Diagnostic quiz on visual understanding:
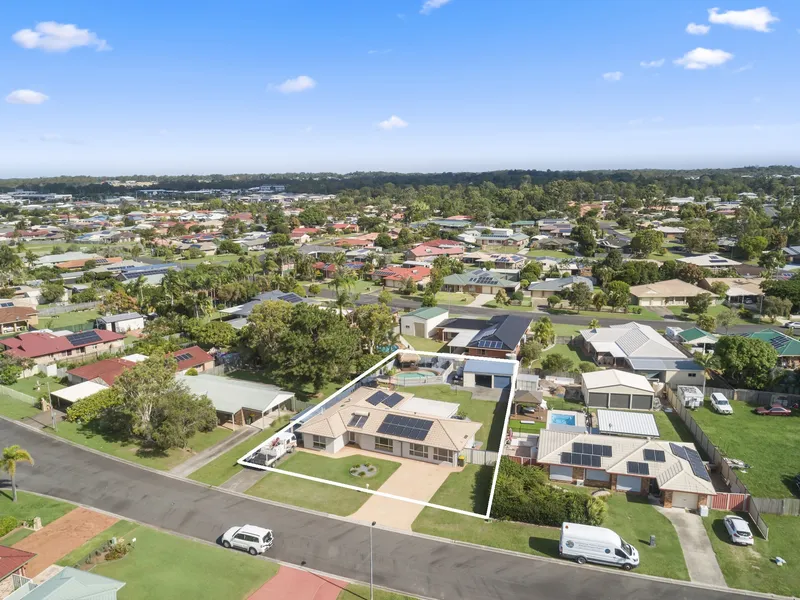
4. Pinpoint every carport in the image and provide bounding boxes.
[462,359,514,389]
[581,369,655,411]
